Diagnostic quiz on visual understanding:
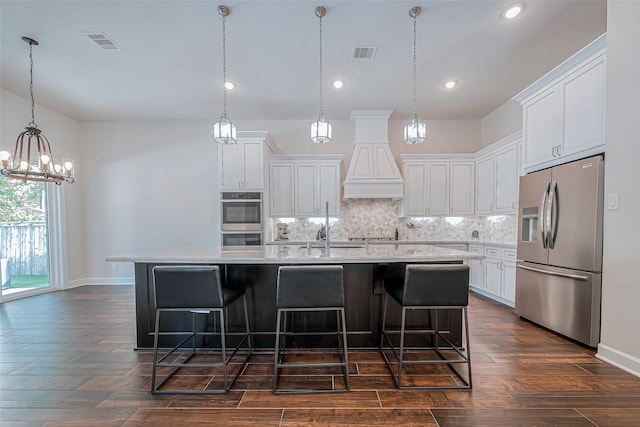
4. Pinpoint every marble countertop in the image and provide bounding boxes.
[106,244,485,265]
